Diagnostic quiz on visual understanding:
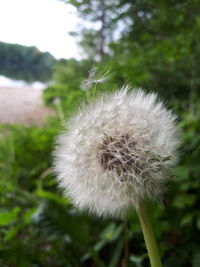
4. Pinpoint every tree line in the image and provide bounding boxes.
[0,42,56,82]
